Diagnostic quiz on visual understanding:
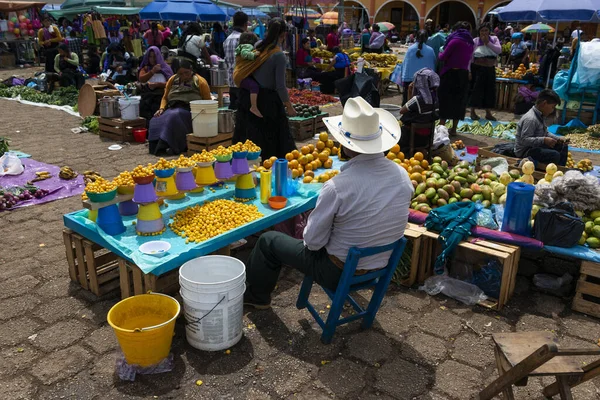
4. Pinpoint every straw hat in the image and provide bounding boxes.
[323,97,400,154]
